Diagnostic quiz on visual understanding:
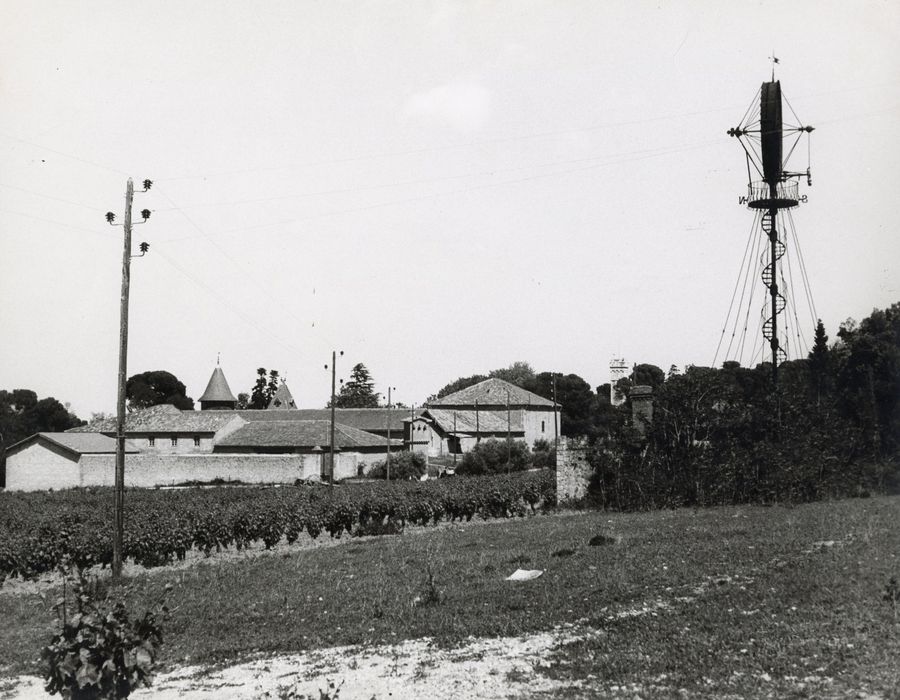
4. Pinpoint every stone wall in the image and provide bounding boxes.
[78,452,361,488]
[555,436,592,502]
